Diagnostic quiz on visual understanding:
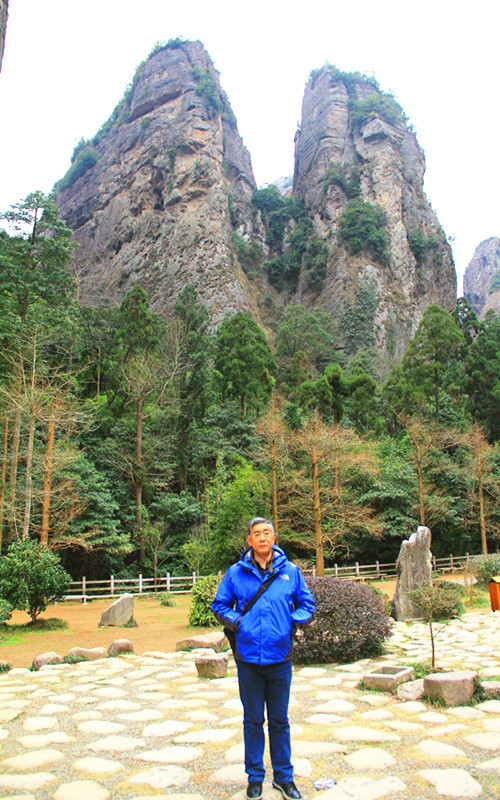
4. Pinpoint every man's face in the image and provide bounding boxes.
[247,522,276,561]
